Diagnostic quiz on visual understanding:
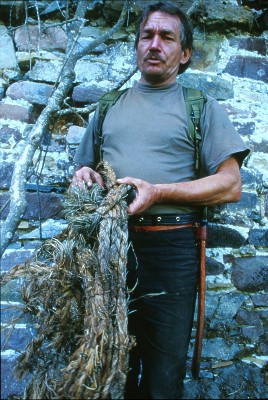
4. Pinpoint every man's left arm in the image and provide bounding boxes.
[117,156,241,215]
